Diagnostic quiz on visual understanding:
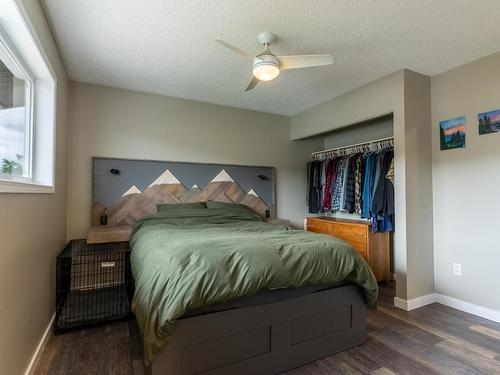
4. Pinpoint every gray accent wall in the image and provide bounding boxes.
[93,158,275,207]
